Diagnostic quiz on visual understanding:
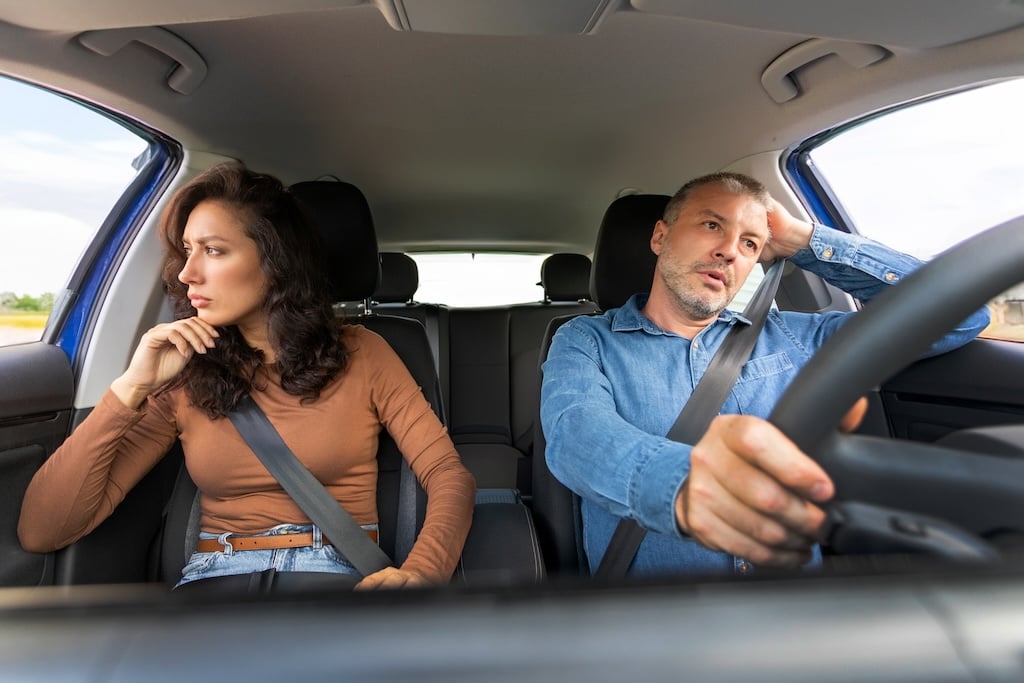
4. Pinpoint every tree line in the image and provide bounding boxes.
[0,292,55,313]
